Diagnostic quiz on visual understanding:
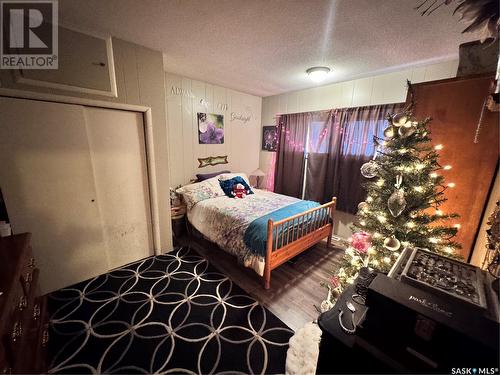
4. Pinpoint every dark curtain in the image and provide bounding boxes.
[274,113,309,198]
[304,110,340,202]
[305,103,405,213]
